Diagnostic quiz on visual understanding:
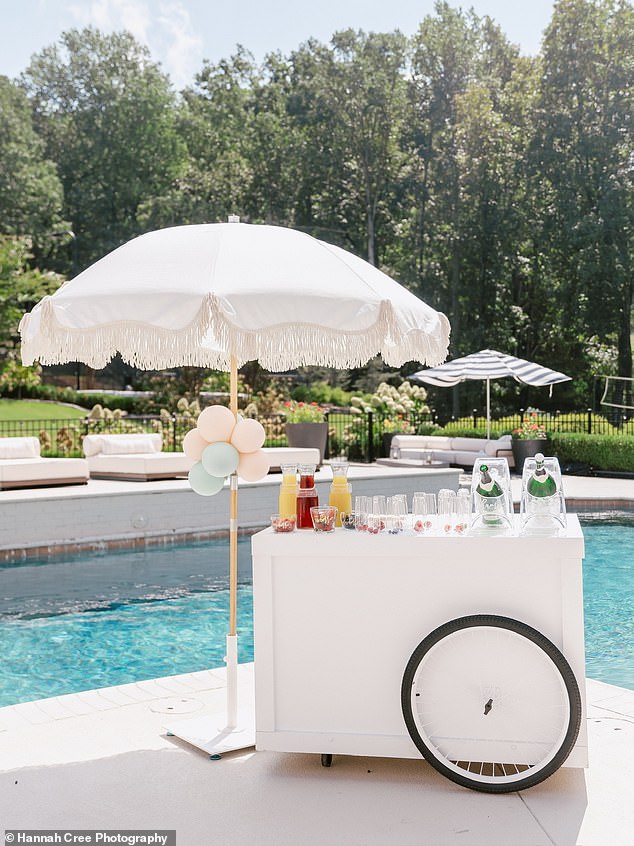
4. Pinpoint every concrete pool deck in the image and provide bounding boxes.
[1,468,633,843]
[0,665,633,845]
